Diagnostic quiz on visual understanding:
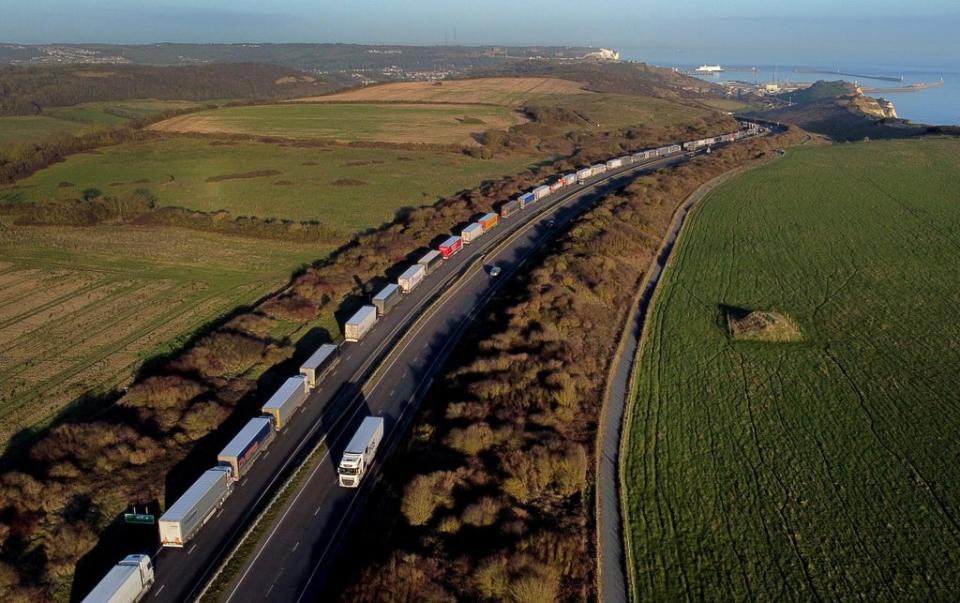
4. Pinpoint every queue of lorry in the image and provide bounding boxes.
[83,122,766,603]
